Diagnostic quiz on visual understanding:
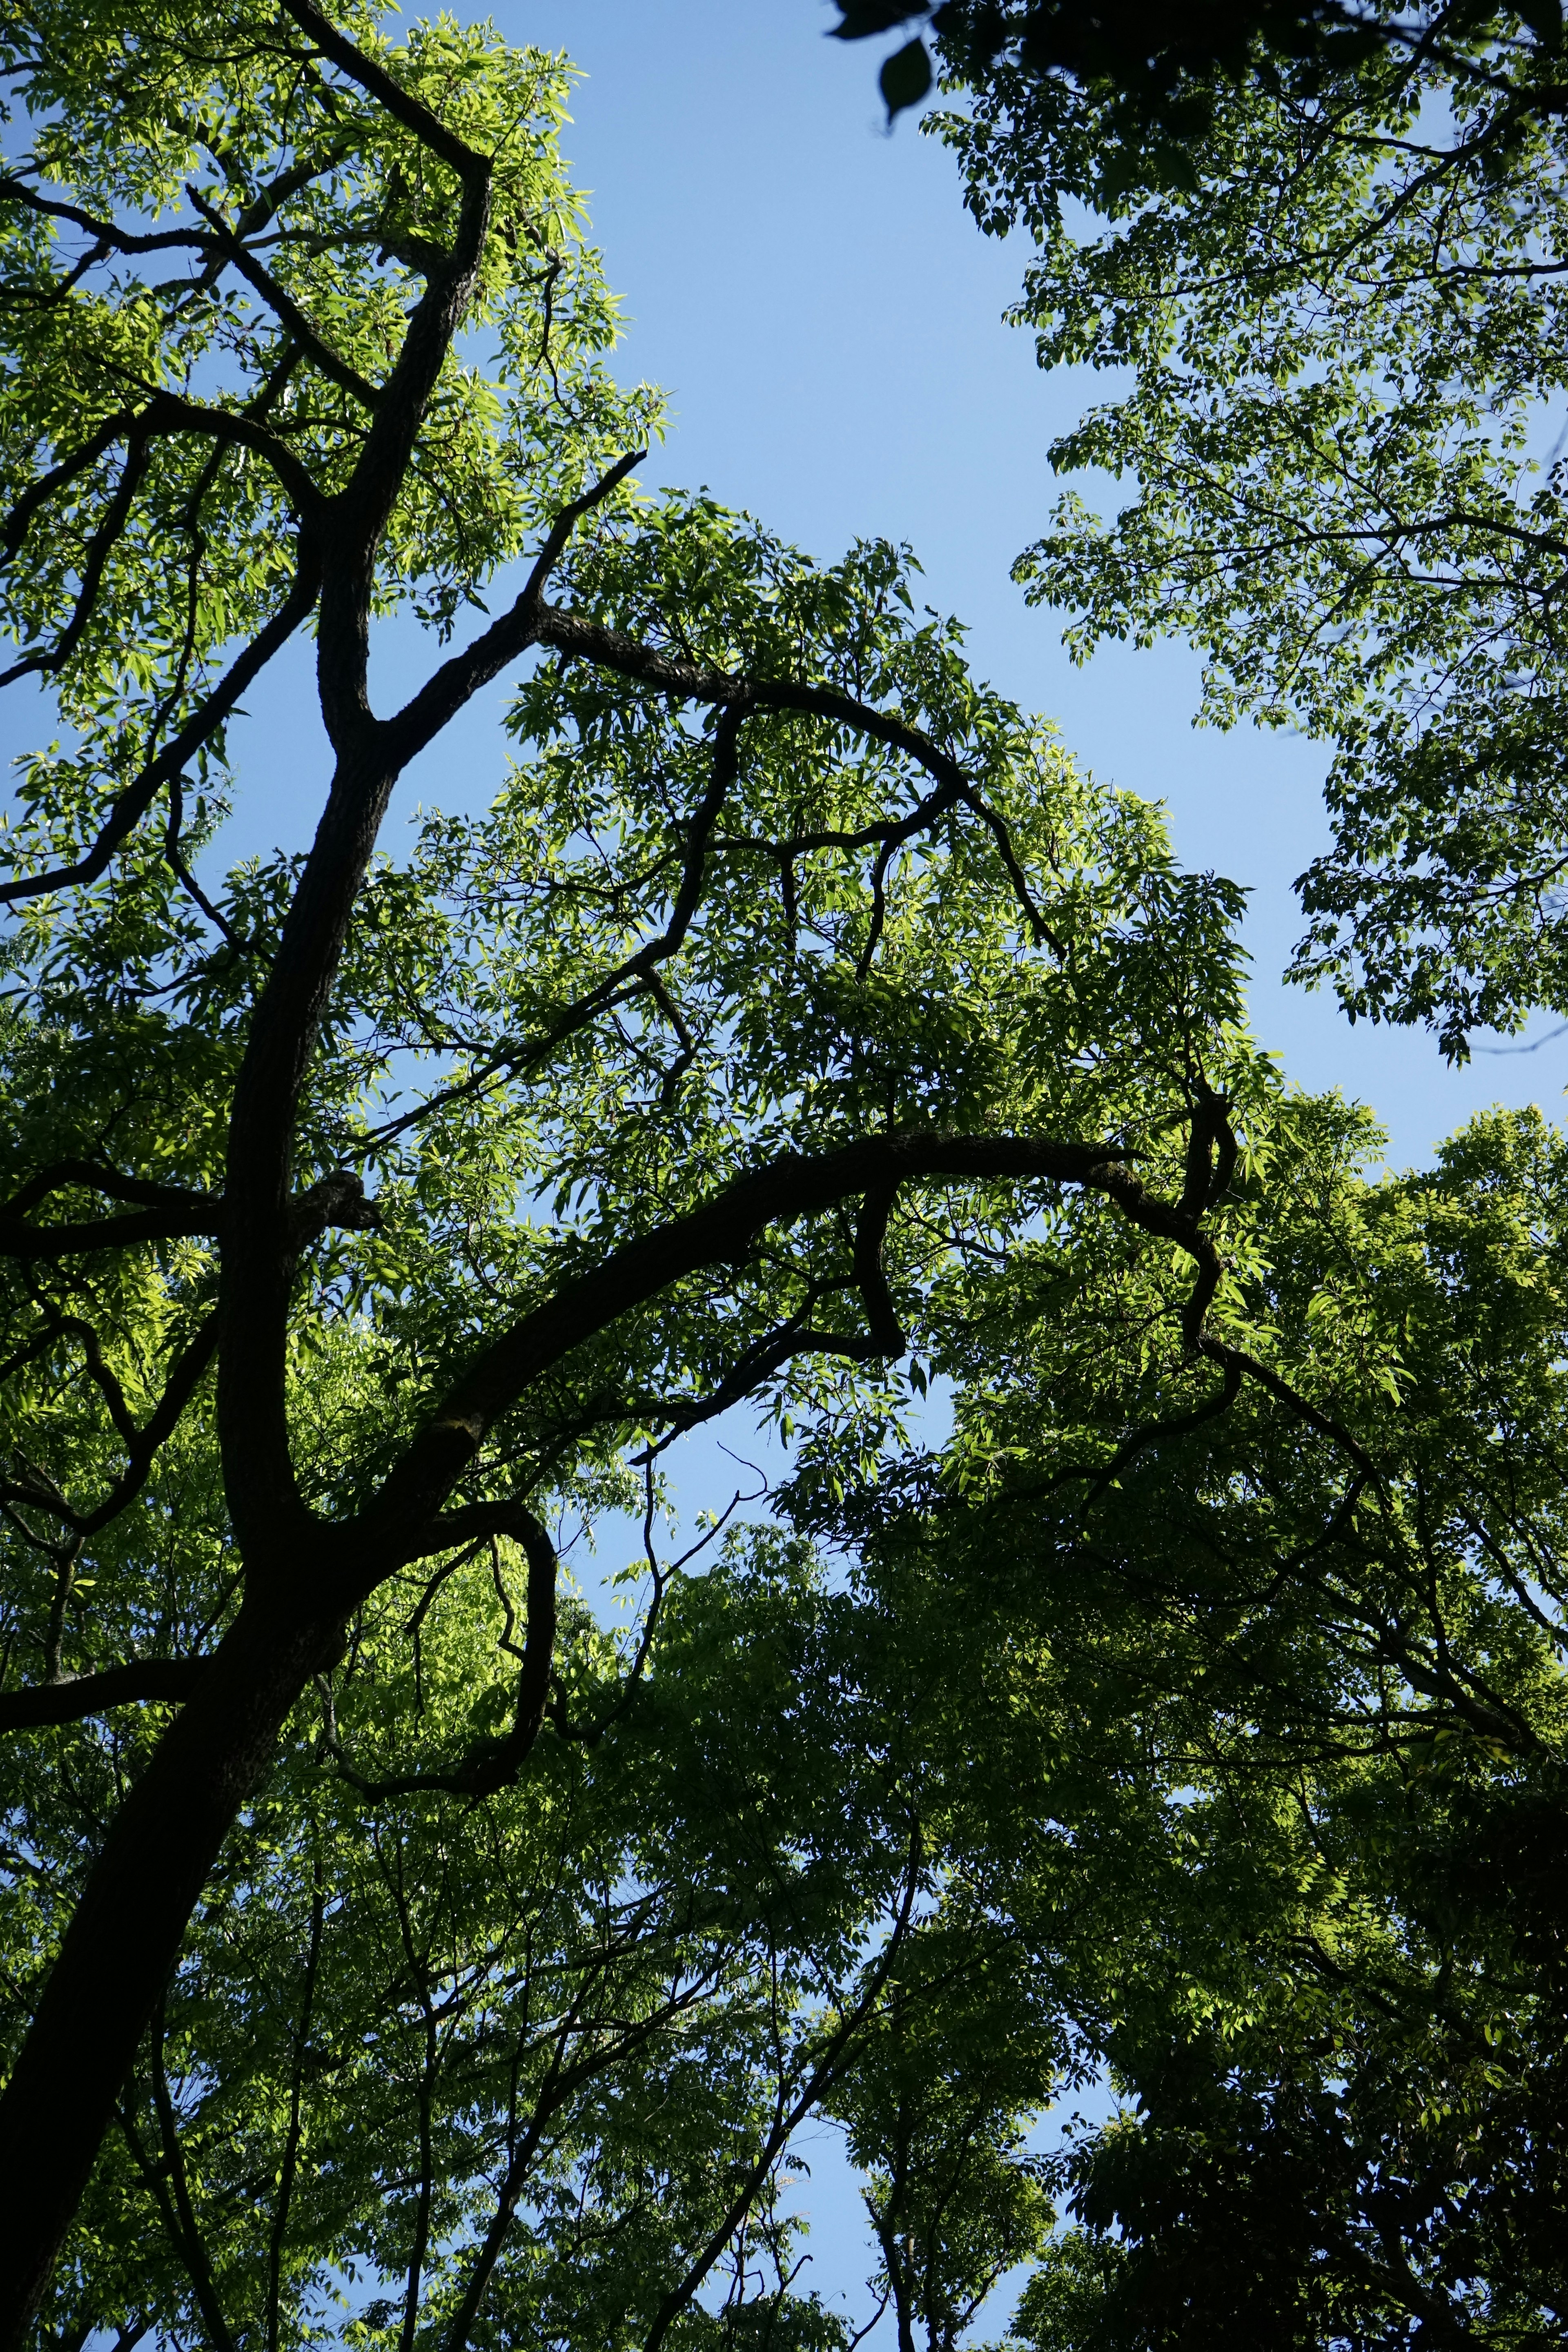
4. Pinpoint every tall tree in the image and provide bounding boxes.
[22,1074,1568,2342]
[0,1,1297,2331]
[828,3,1568,2333]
